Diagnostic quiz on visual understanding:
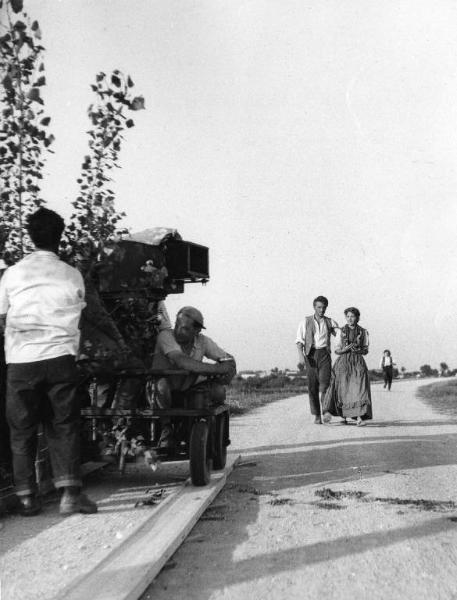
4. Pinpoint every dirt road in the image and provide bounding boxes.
[144,379,457,600]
